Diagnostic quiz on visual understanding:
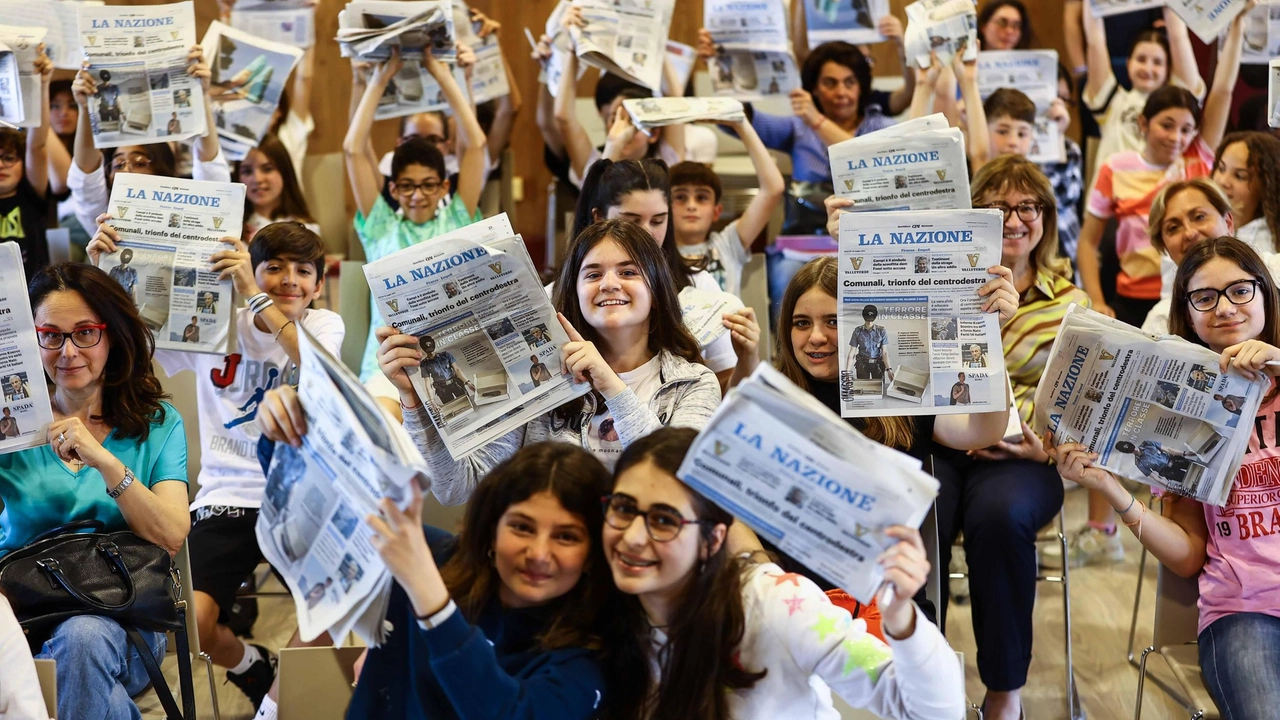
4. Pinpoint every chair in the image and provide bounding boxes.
[740,253,772,364]
[337,260,372,376]
[34,658,56,719]
[174,541,223,720]
[277,646,366,720]
[1125,494,1189,705]
[1134,565,1220,720]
